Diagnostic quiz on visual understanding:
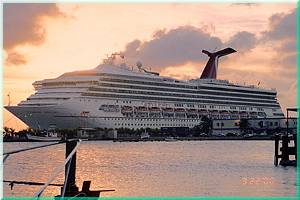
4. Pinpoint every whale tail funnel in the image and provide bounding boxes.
[200,47,236,79]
